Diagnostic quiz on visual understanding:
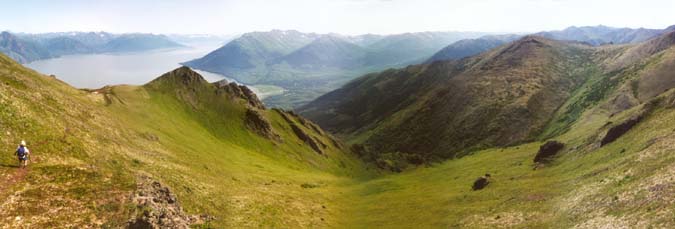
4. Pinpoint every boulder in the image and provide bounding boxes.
[128,176,213,228]
[533,141,565,163]
[472,174,491,191]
